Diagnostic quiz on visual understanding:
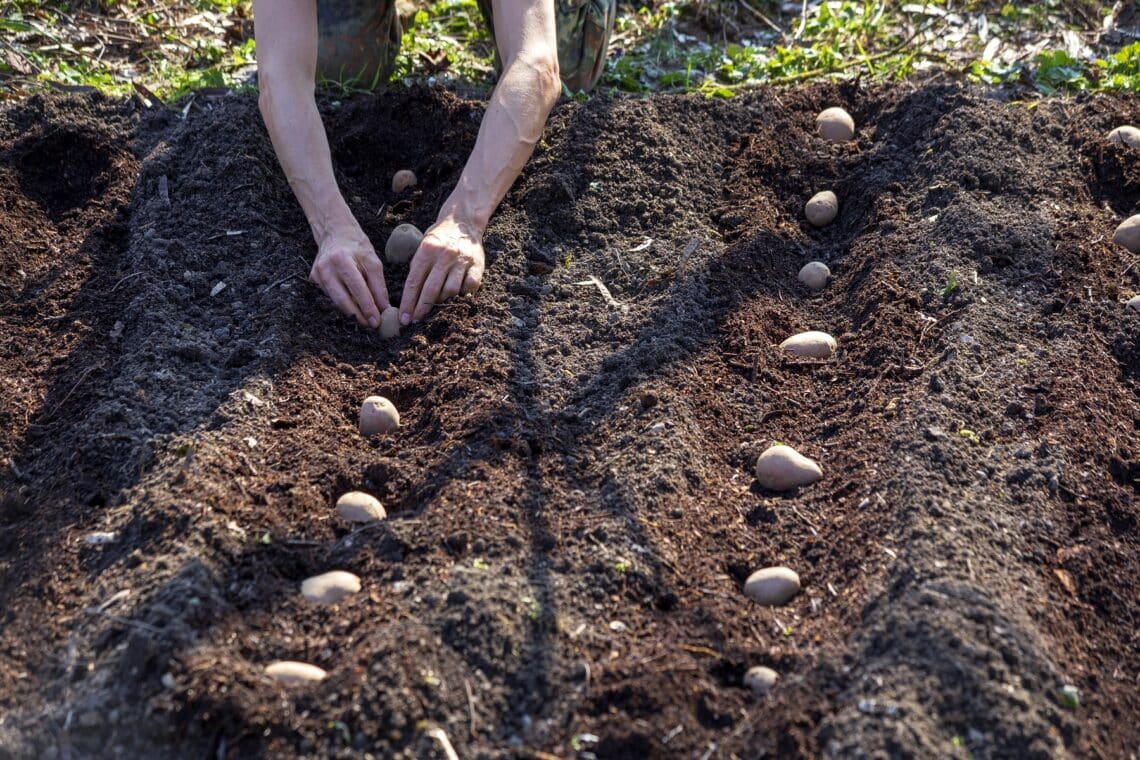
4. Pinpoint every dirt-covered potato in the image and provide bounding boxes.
[1128,295,1140,312]
[264,661,327,684]
[754,444,823,490]
[798,261,831,290]
[385,223,423,265]
[1108,125,1140,148]
[780,331,837,358]
[359,396,400,436]
[816,107,855,142]
[1113,214,1140,253]
[301,571,361,604]
[392,169,417,193]
[380,306,401,338]
[743,566,801,606]
[805,191,838,227]
[335,491,387,523]
[743,666,778,696]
